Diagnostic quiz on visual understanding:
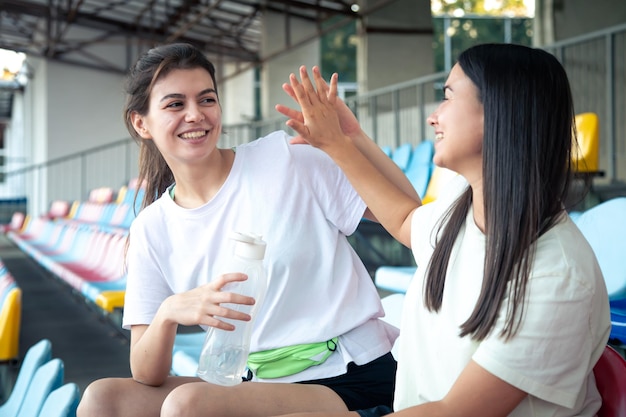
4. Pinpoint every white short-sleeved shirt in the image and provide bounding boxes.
[123,131,398,382]
[394,176,611,416]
